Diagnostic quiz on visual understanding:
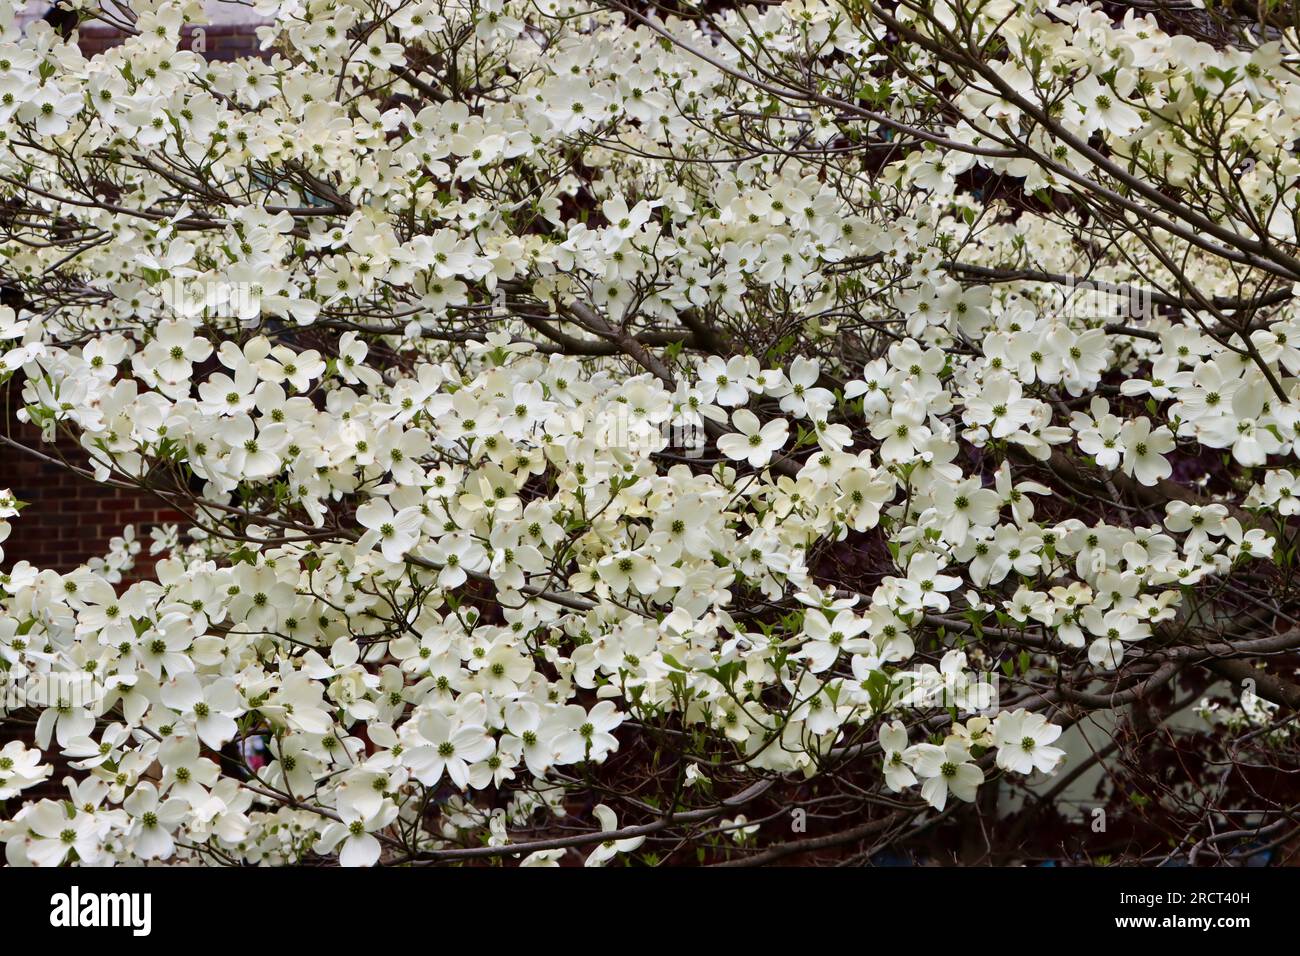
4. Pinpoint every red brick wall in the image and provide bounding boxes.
[3,415,186,579]
[76,23,269,61]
